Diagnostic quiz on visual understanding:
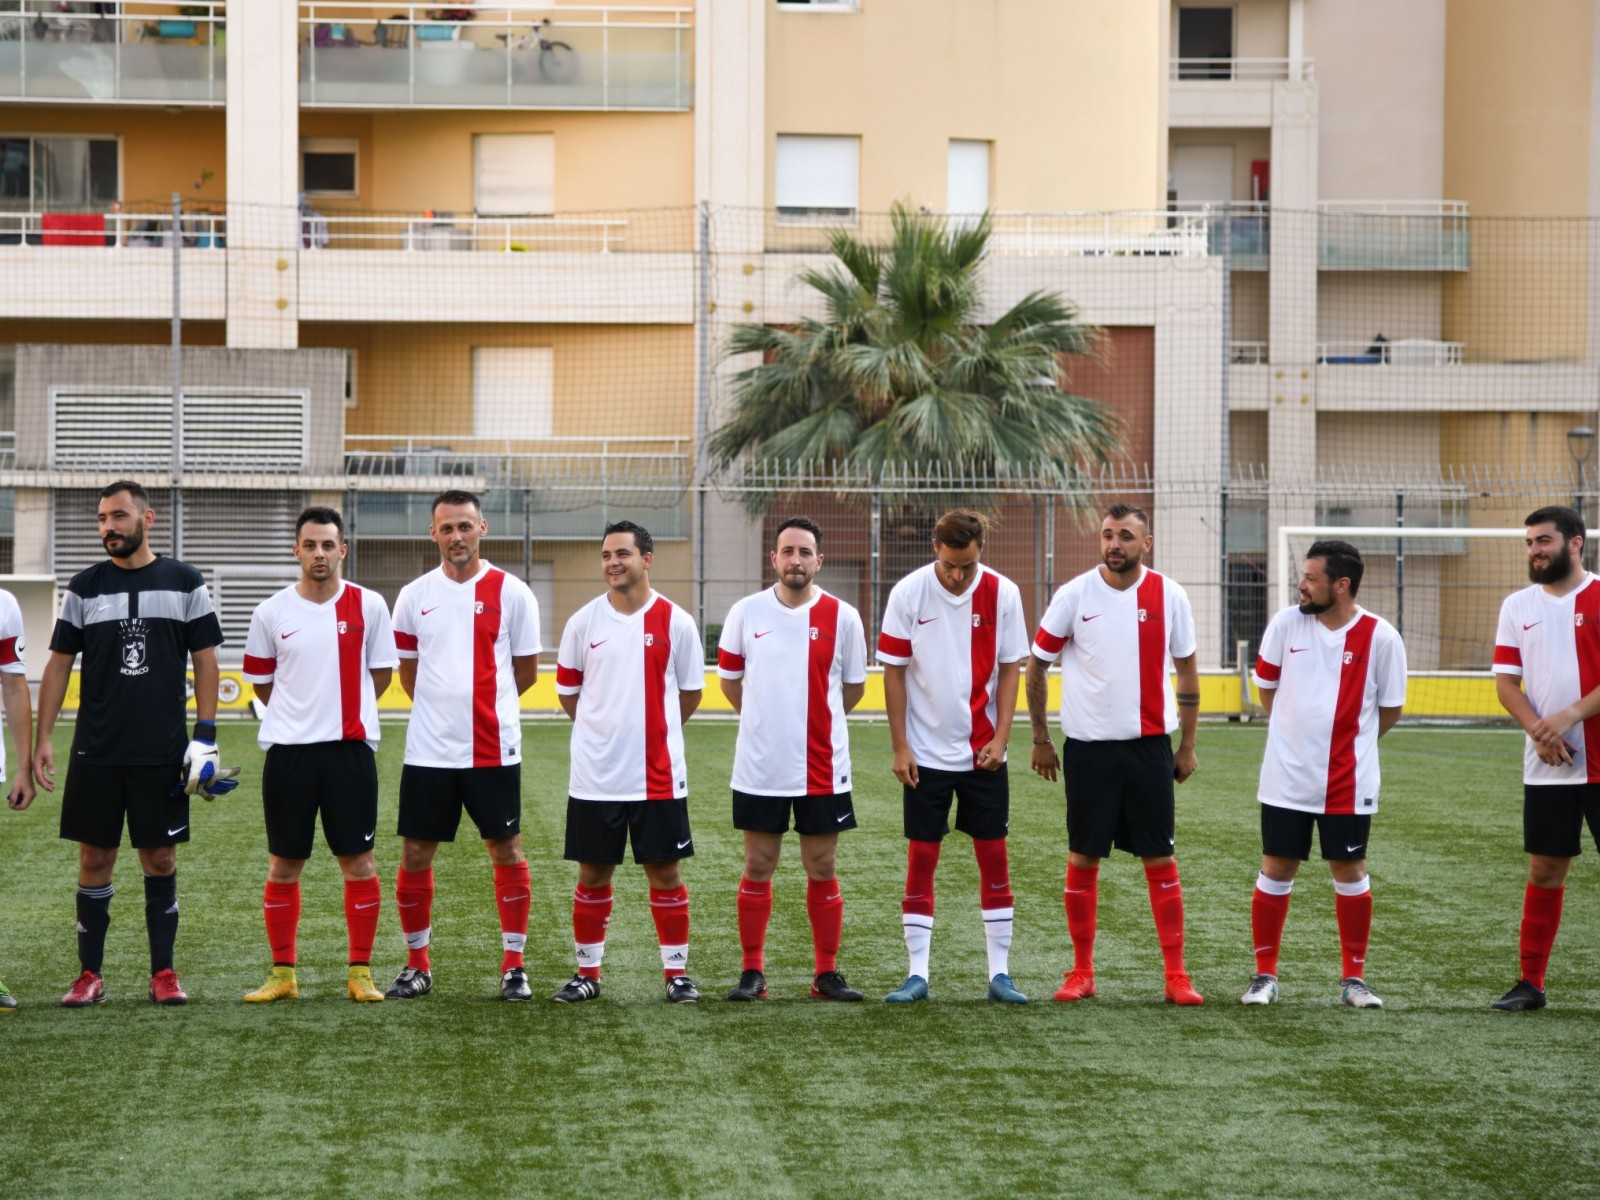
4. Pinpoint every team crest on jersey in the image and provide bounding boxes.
[1137,608,1148,622]
[474,601,484,614]
[1344,650,1354,665]
[1578,613,1586,627]
[337,620,349,635]
[644,633,655,646]
[810,627,820,640]
[972,614,983,628]
[119,618,150,677]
